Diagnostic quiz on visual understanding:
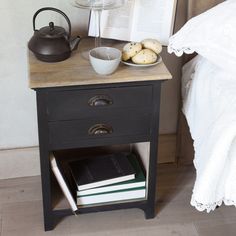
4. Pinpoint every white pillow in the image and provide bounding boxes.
[168,0,236,74]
